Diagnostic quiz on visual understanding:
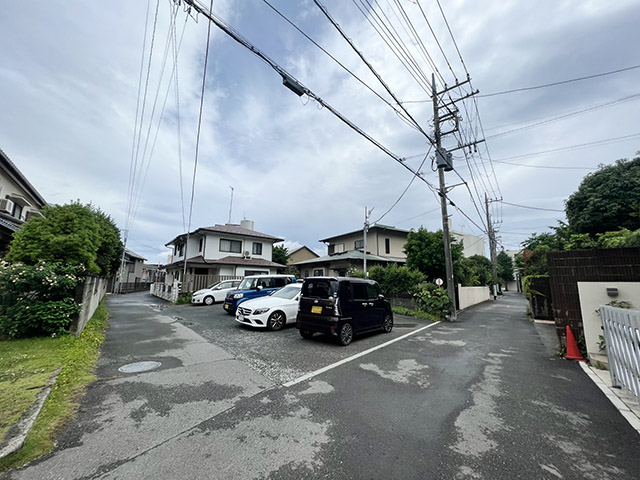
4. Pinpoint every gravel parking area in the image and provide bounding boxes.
[165,302,431,385]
